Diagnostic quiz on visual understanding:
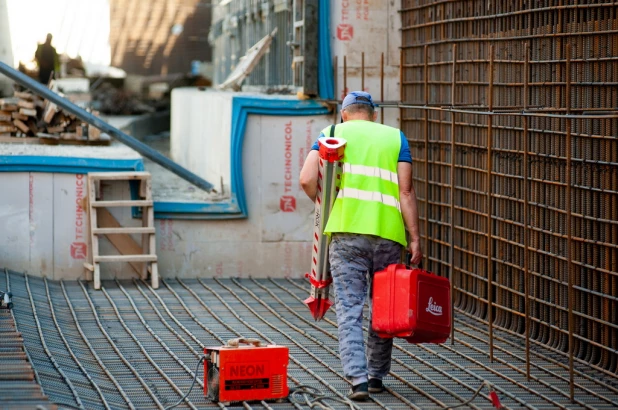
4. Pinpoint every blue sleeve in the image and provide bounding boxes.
[398,131,412,163]
[311,132,325,150]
